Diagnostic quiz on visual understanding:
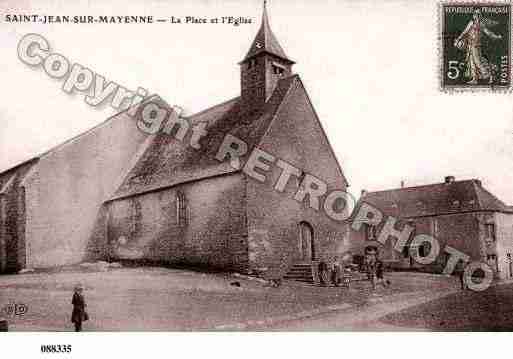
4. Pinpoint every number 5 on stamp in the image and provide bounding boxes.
[440,2,512,91]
